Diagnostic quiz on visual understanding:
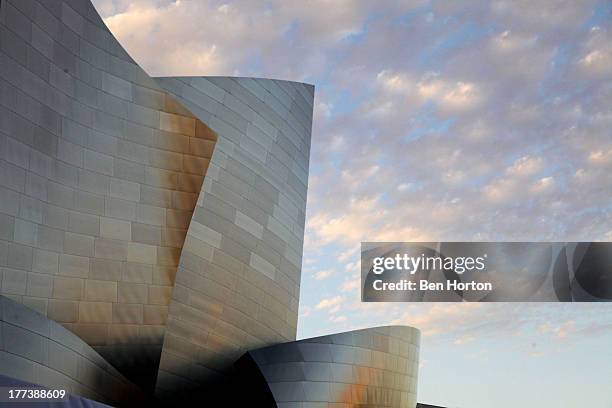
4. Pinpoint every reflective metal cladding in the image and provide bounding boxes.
[242,326,420,407]
[0,295,147,405]
[0,0,221,391]
[153,76,314,399]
